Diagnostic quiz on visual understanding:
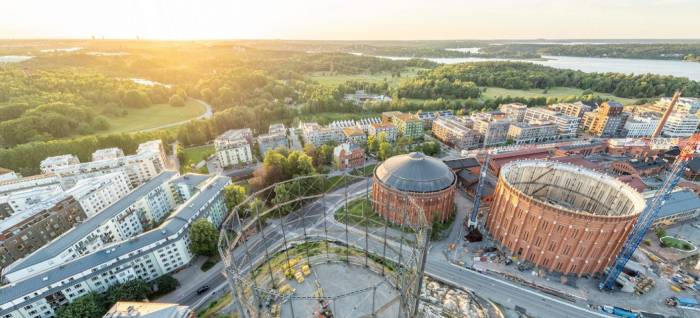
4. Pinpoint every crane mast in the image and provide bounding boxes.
[600,134,700,290]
